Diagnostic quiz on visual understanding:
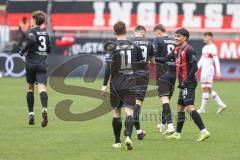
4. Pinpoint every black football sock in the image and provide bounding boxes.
[40,91,48,109]
[125,115,134,138]
[190,110,205,130]
[133,104,141,131]
[27,92,34,113]
[112,117,122,143]
[176,112,185,133]
[161,109,167,125]
[162,103,173,124]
